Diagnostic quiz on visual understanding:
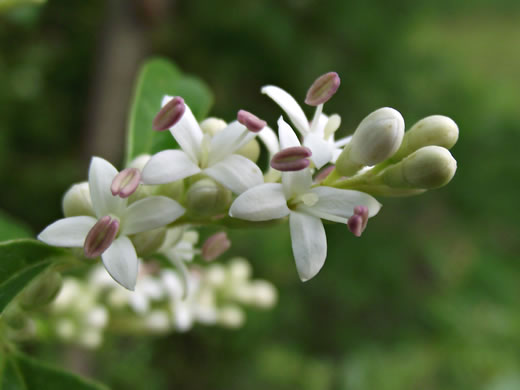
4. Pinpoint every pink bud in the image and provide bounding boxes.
[347,205,369,237]
[305,72,341,106]
[237,109,266,133]
[152,96,185,131]
[111,168,141,198]
[270,146,312,172]
[202,232,231,261]
[84,216,119,258]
